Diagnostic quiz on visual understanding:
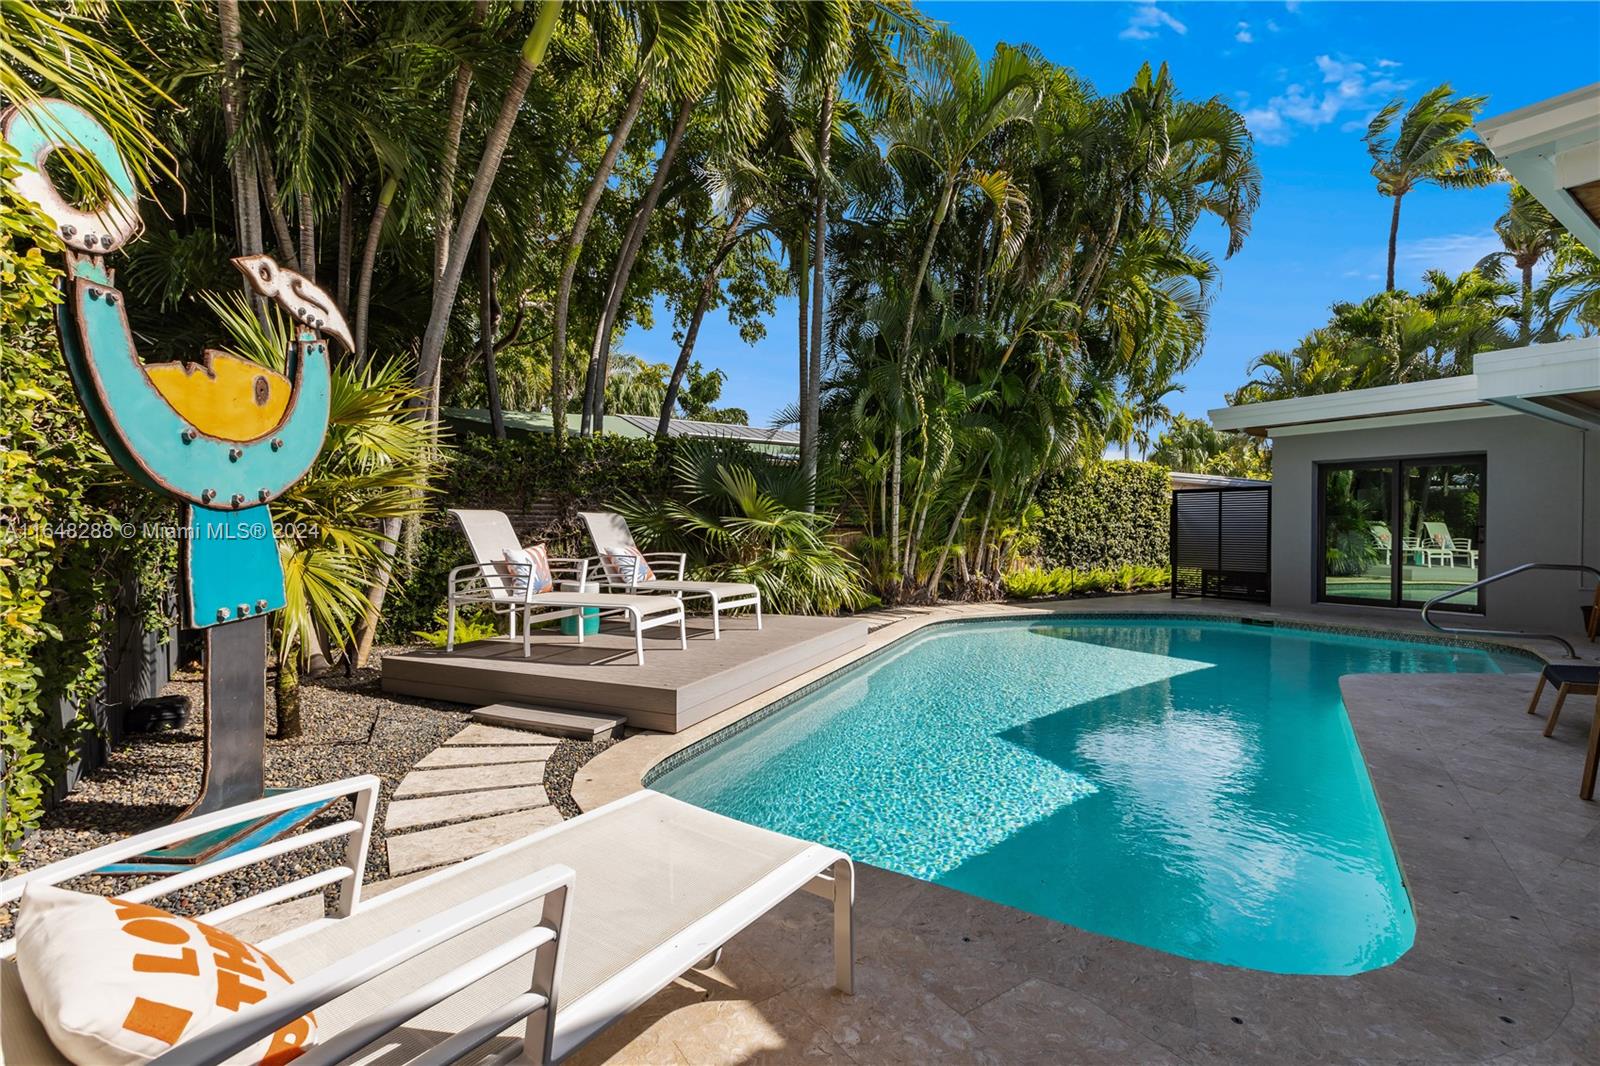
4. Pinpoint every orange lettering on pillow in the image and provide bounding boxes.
[133,947,201,975]
[112,900,173,922]
[215,969,269,1012]
[261,1014,315,1066]
[122,996,193,1046]
[122,916,191,945]
[205,929,265,982]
